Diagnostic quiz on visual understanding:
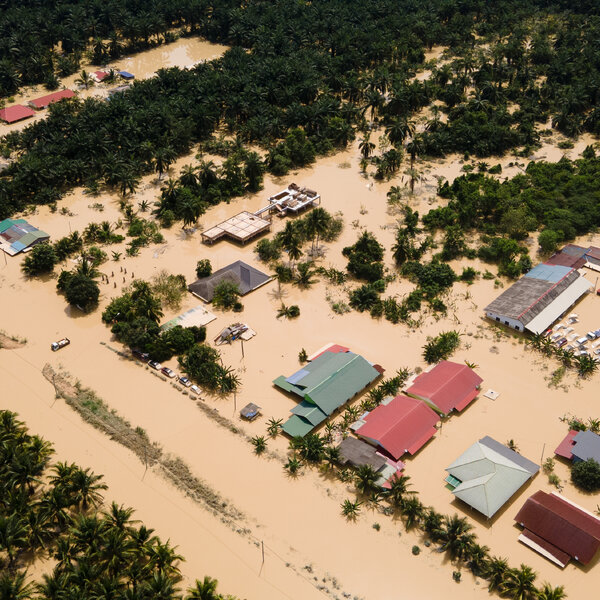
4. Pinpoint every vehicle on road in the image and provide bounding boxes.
[556,337,568,348]
[51,338,70,352]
